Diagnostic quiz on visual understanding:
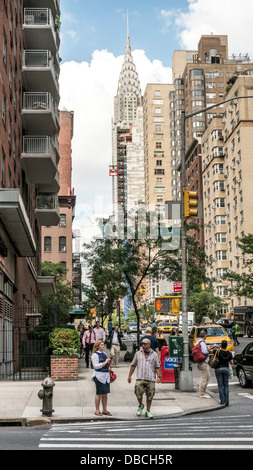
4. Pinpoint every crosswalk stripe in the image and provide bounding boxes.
[39,443,253,449]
